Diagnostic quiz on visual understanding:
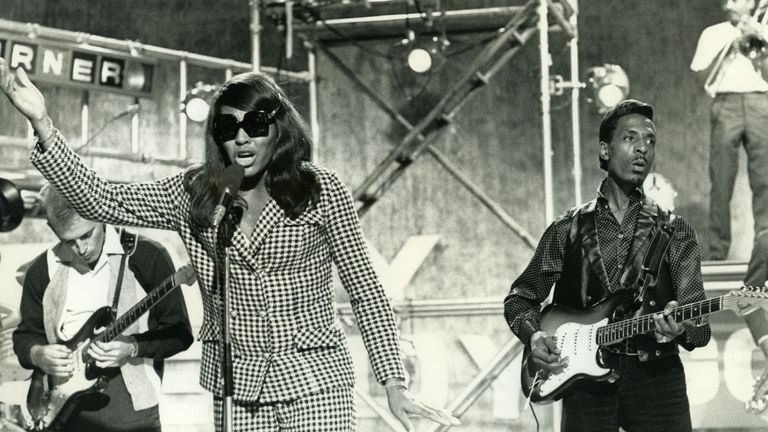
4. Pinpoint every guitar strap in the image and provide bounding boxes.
[635,209,676,304]
[111,229,138,314]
